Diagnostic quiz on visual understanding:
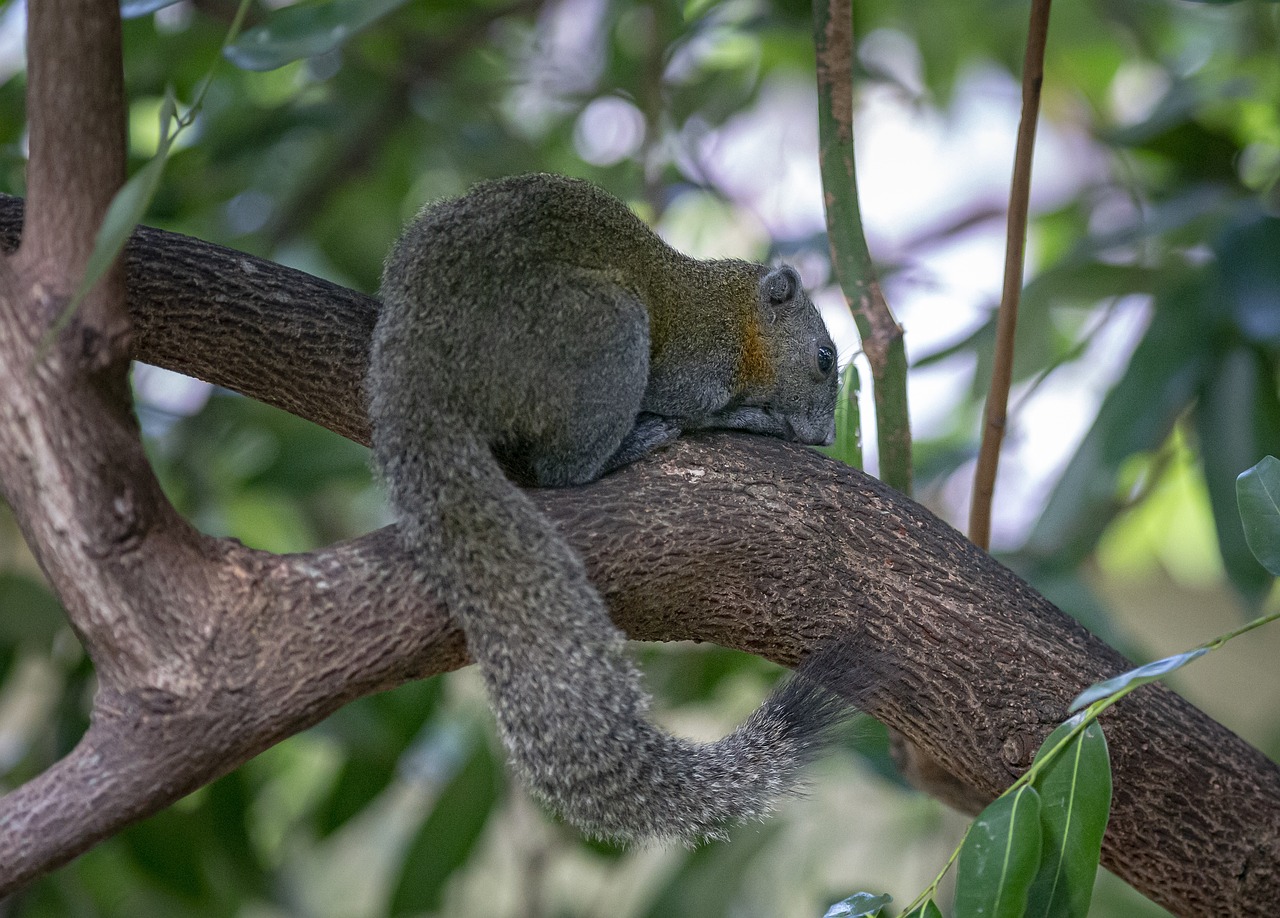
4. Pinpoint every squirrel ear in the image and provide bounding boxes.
[763,266,800,307]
